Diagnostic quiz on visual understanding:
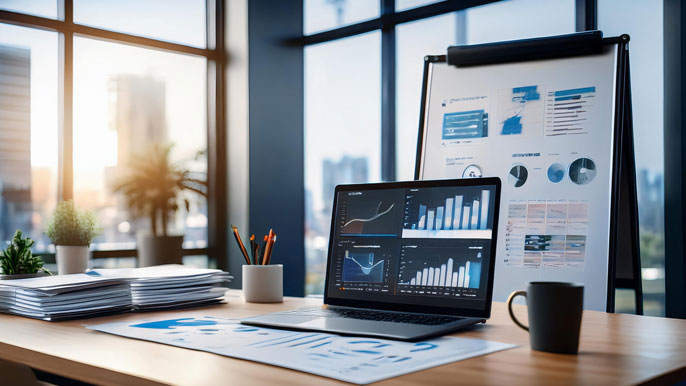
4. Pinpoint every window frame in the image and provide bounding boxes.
[0,0,227,269]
